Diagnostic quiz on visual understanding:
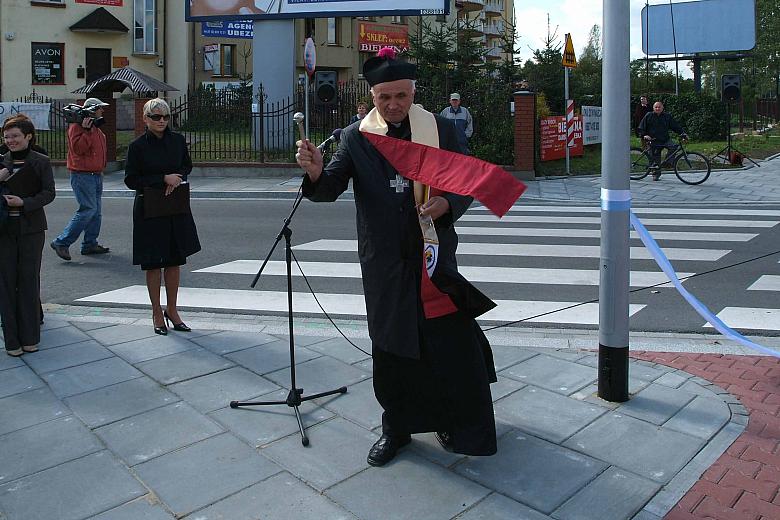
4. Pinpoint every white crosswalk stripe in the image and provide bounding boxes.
[293,239,729,261]
[79,204,779,329]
